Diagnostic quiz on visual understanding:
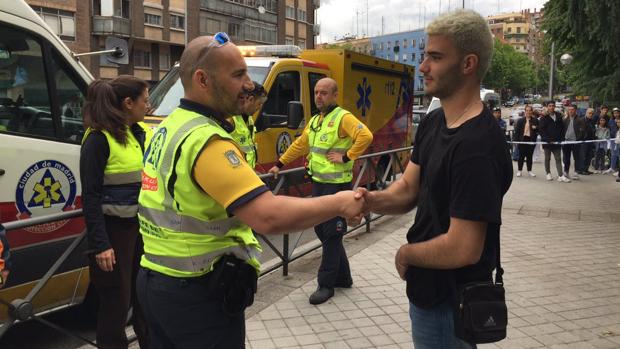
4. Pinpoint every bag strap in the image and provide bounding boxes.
[494,231,504,285]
